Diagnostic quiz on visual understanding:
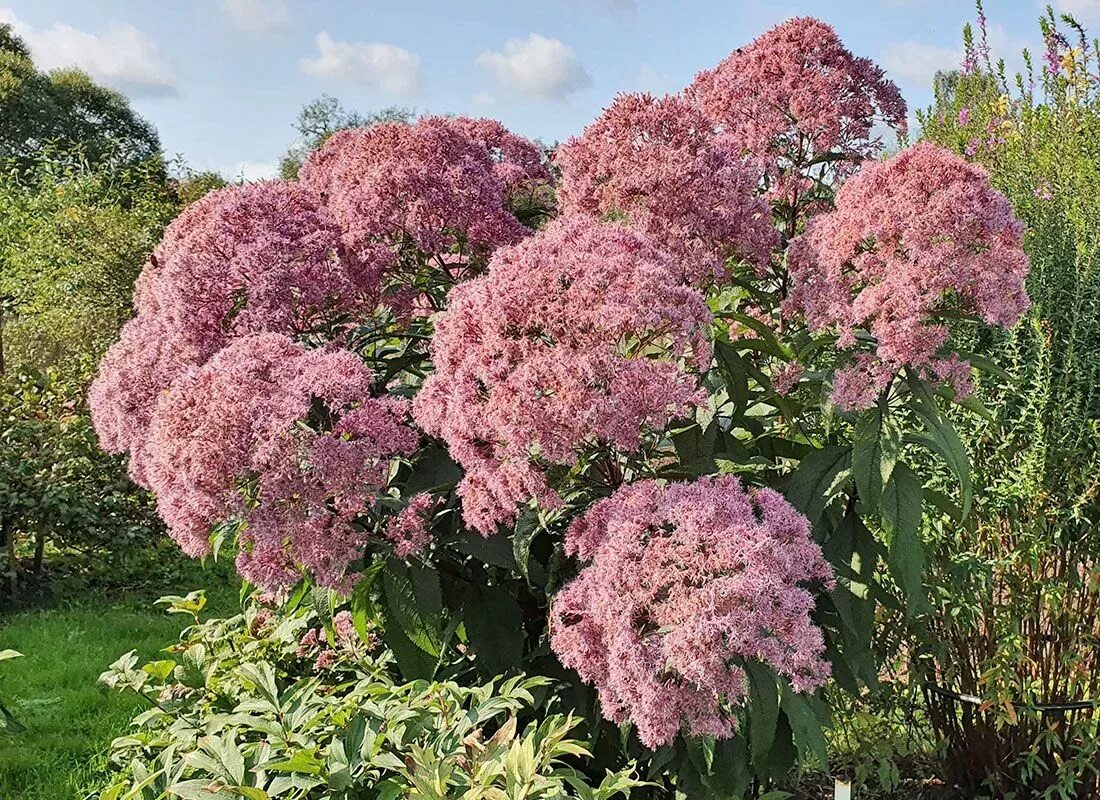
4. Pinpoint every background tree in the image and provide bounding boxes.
[277,94,415,179]
[0,23,161,174]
